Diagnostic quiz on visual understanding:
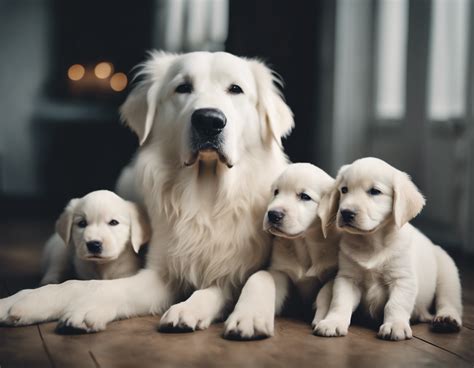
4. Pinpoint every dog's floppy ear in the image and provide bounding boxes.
[392,171,425,228]
[250,60,294,146]
[128,202,151,253]
[318,165,348,238]
[55,198,80,245]
[120,51,178,145]
[318,186,340,239]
